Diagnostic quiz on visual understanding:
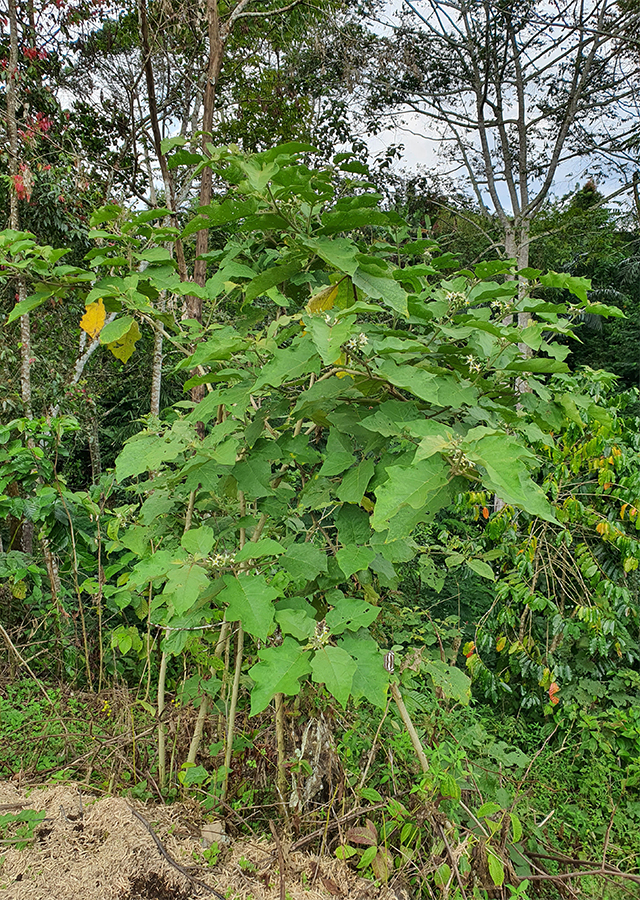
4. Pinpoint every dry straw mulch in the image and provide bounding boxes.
[0,781,389,900]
